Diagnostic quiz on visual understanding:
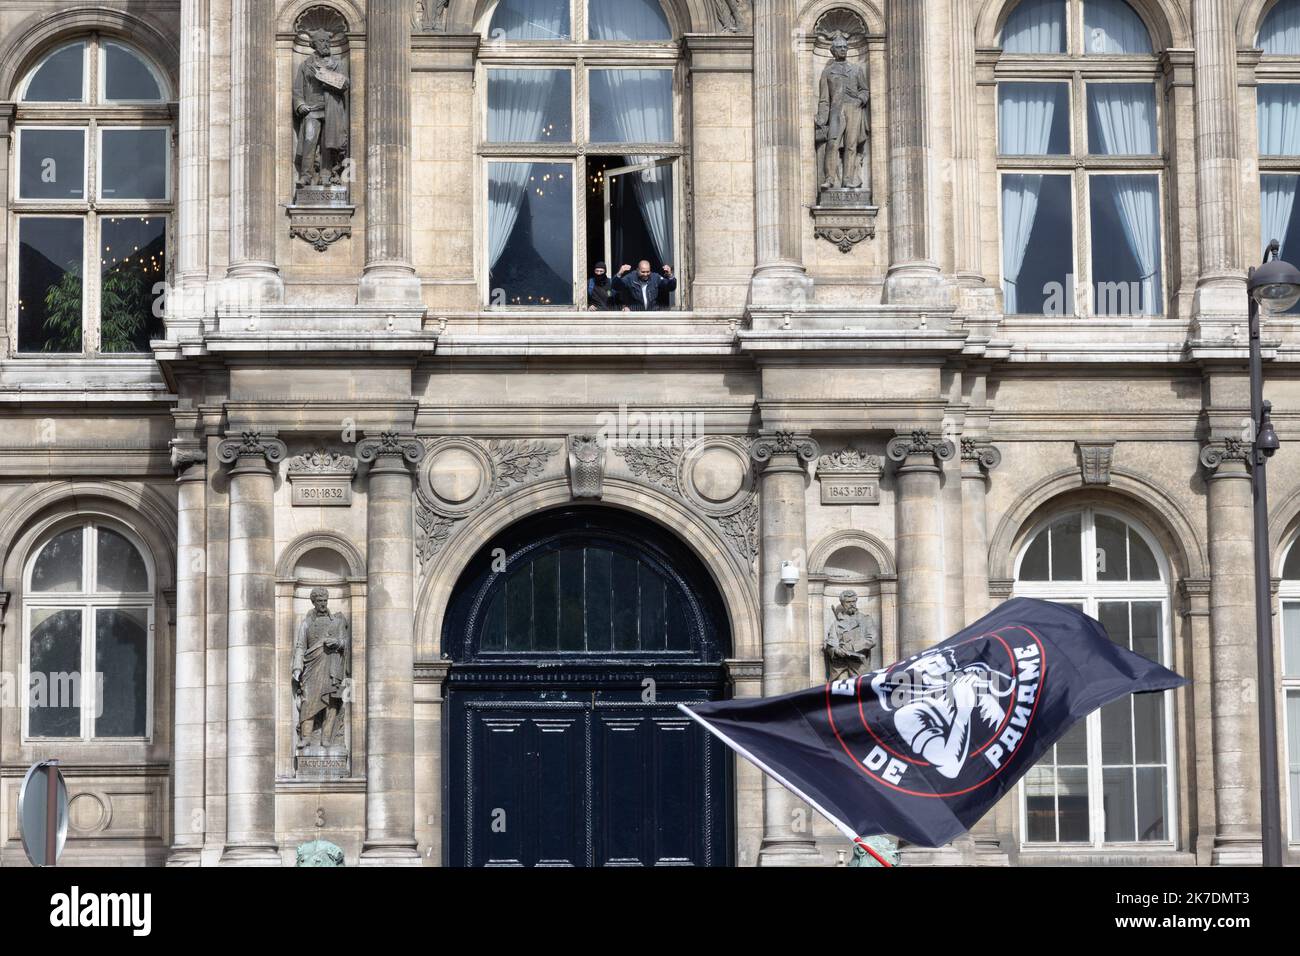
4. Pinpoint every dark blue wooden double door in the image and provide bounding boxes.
[449,677,730,866]
[442,508,733,867]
